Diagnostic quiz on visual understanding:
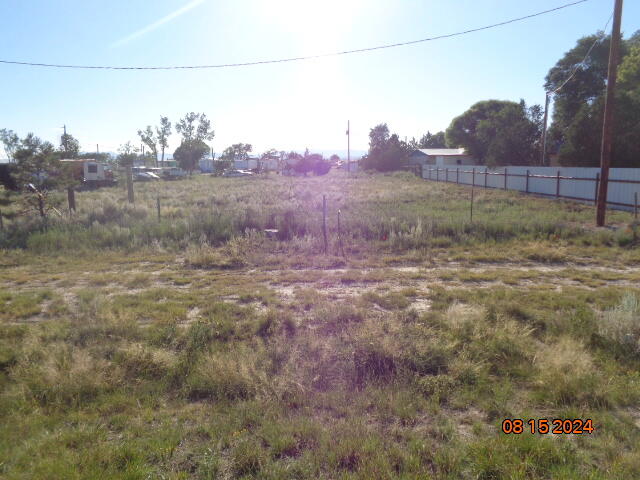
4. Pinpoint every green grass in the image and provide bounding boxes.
[0,170,636,256]
[1,171,639,478]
